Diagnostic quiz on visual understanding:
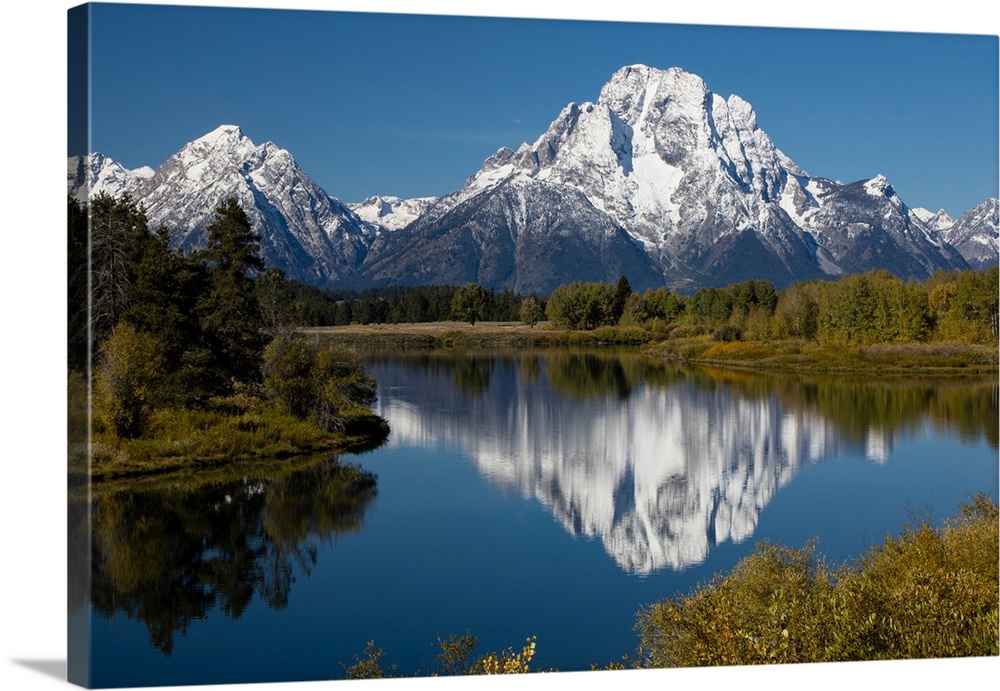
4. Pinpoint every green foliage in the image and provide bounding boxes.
[613,275,632,322]
[637,540,836,667]
[545,281,618,329]
[620,288,687,331]
[312,343,381,434]
[67,196,90,370]
[772,281,820,339]
[199,197,266,384]
[88,192,155,356]
[935,266,999,343]
[688,286,733,326]
[94,322,167,438]
[519,295,545,327]
[254,266,297,336]
[816,270,930,346]
[827,495,999,661]
[77,193,388,473]
[450,283,493,325]
[262,335,379,434]
[636,495,999,667]
[260,335,316,419]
